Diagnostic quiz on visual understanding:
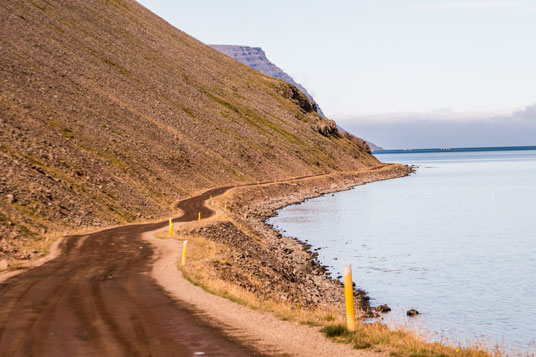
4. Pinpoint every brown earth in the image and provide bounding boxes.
[0,0,377,264]
[0,186,270,356]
